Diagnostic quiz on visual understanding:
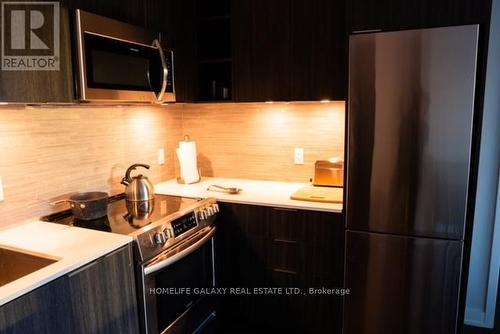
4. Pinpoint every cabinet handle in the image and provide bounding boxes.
[351,29,382,34]
[273,238,297,244]
[273,268,297,275]
[272,207,298,212]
